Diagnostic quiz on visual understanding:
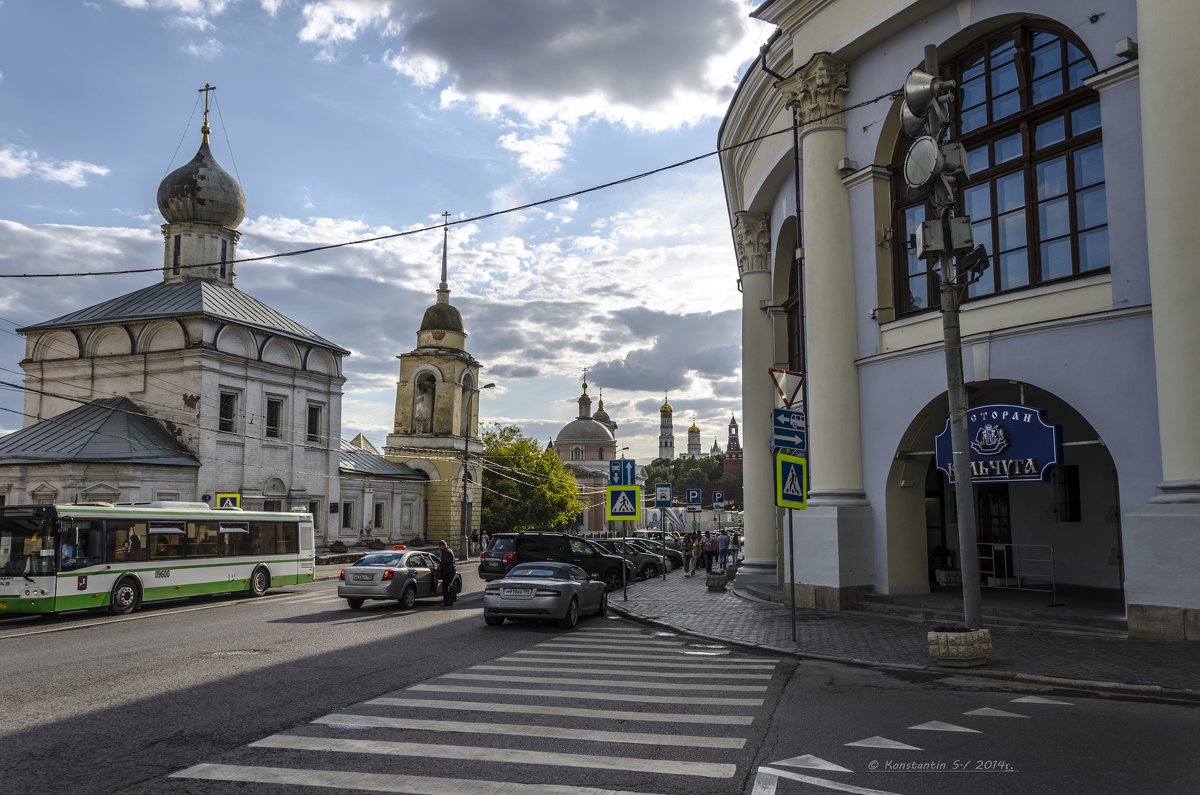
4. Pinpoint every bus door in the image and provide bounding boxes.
[0,506,58,613]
